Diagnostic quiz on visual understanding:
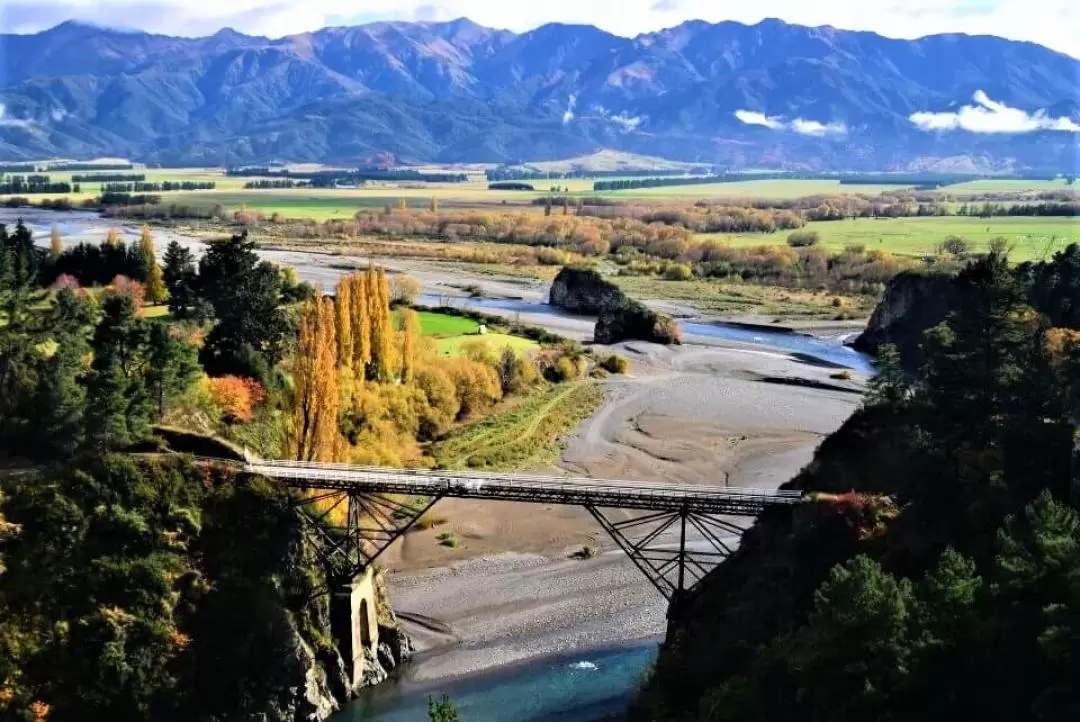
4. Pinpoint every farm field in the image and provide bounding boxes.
[709,216,1080,262]
[942,179,1073,192]
[597,179,916,199]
